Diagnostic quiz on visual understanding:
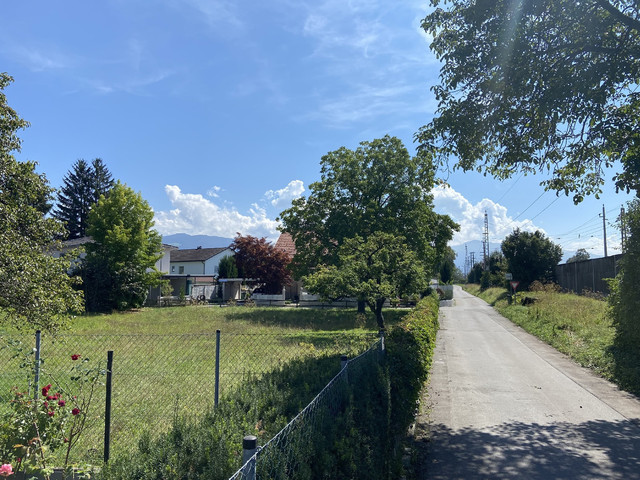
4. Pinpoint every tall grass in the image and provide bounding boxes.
[1,305,407,465]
